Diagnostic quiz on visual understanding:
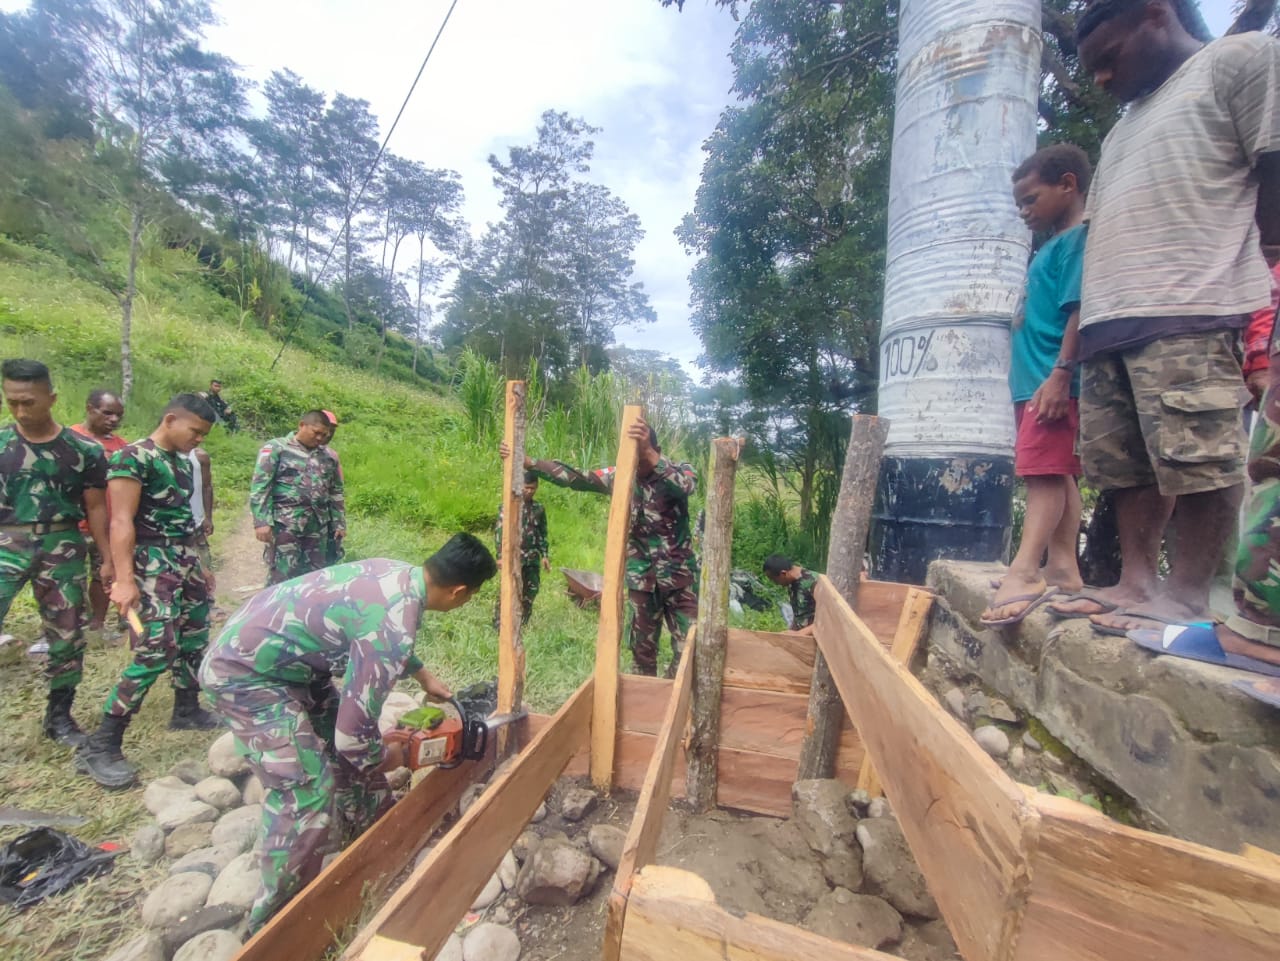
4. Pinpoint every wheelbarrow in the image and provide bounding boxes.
[561,567,604,609]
